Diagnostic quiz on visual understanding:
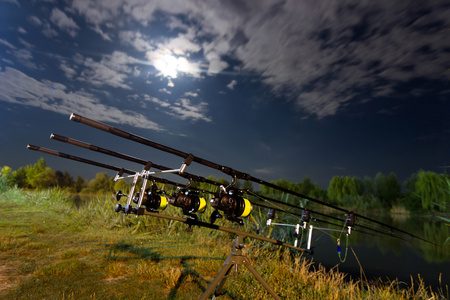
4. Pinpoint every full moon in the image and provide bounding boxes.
[153,53,189,78]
